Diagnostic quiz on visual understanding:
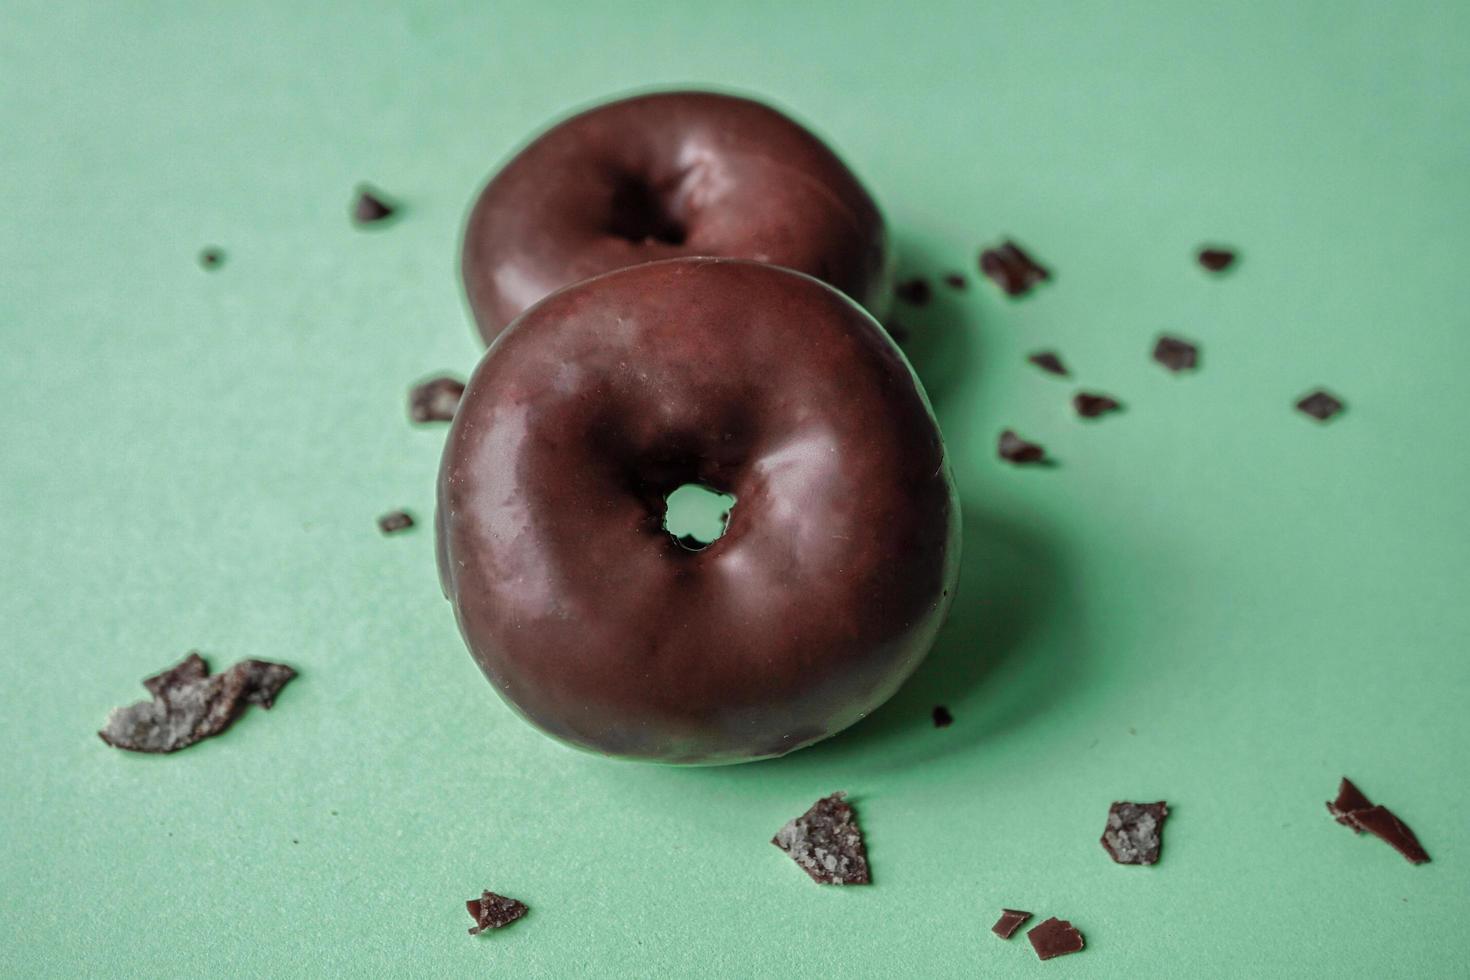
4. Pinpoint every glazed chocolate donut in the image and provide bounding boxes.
[437,259,959,764]
[461,91,890,344]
